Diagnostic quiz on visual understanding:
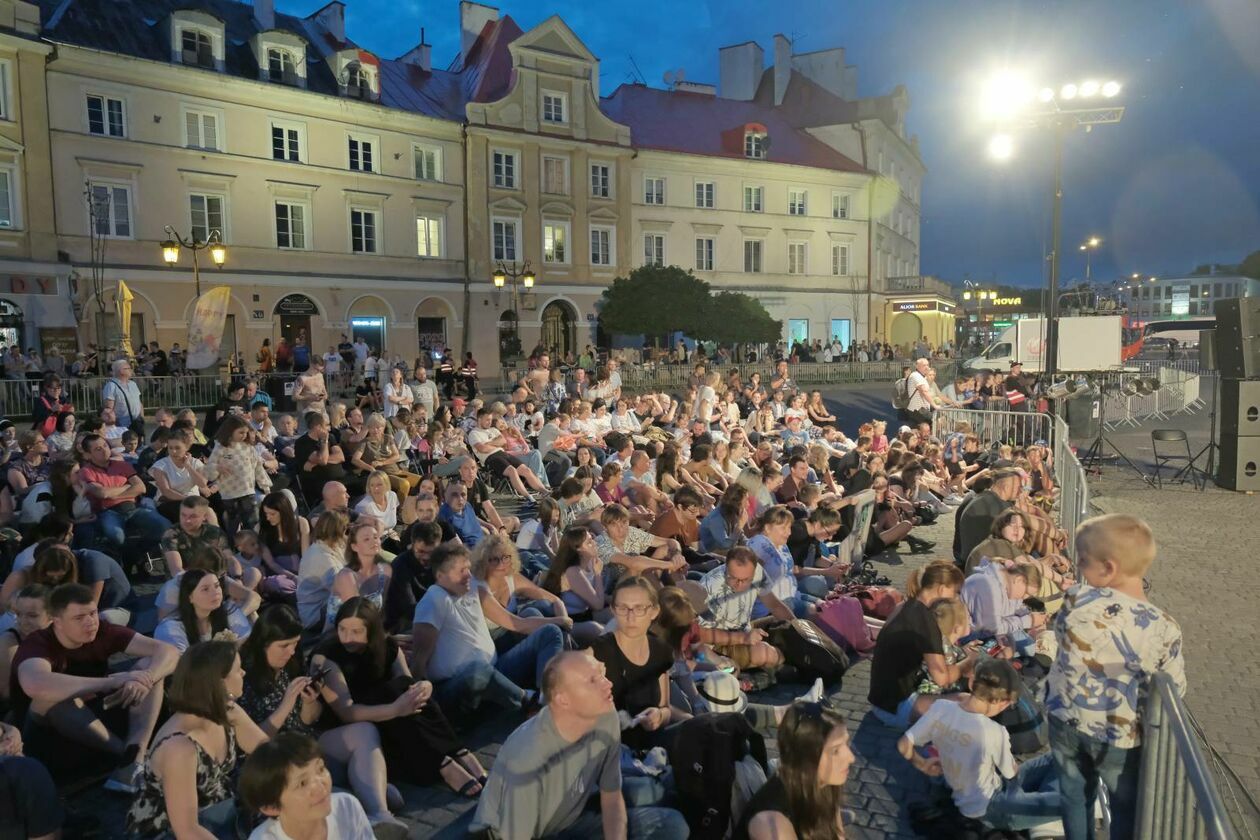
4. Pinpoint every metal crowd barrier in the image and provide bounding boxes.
[1135,673,1238,839]
[1100,366,1204,430]
[932,406,1090,560]
[603,359,959,393]
[0,374,228,420]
